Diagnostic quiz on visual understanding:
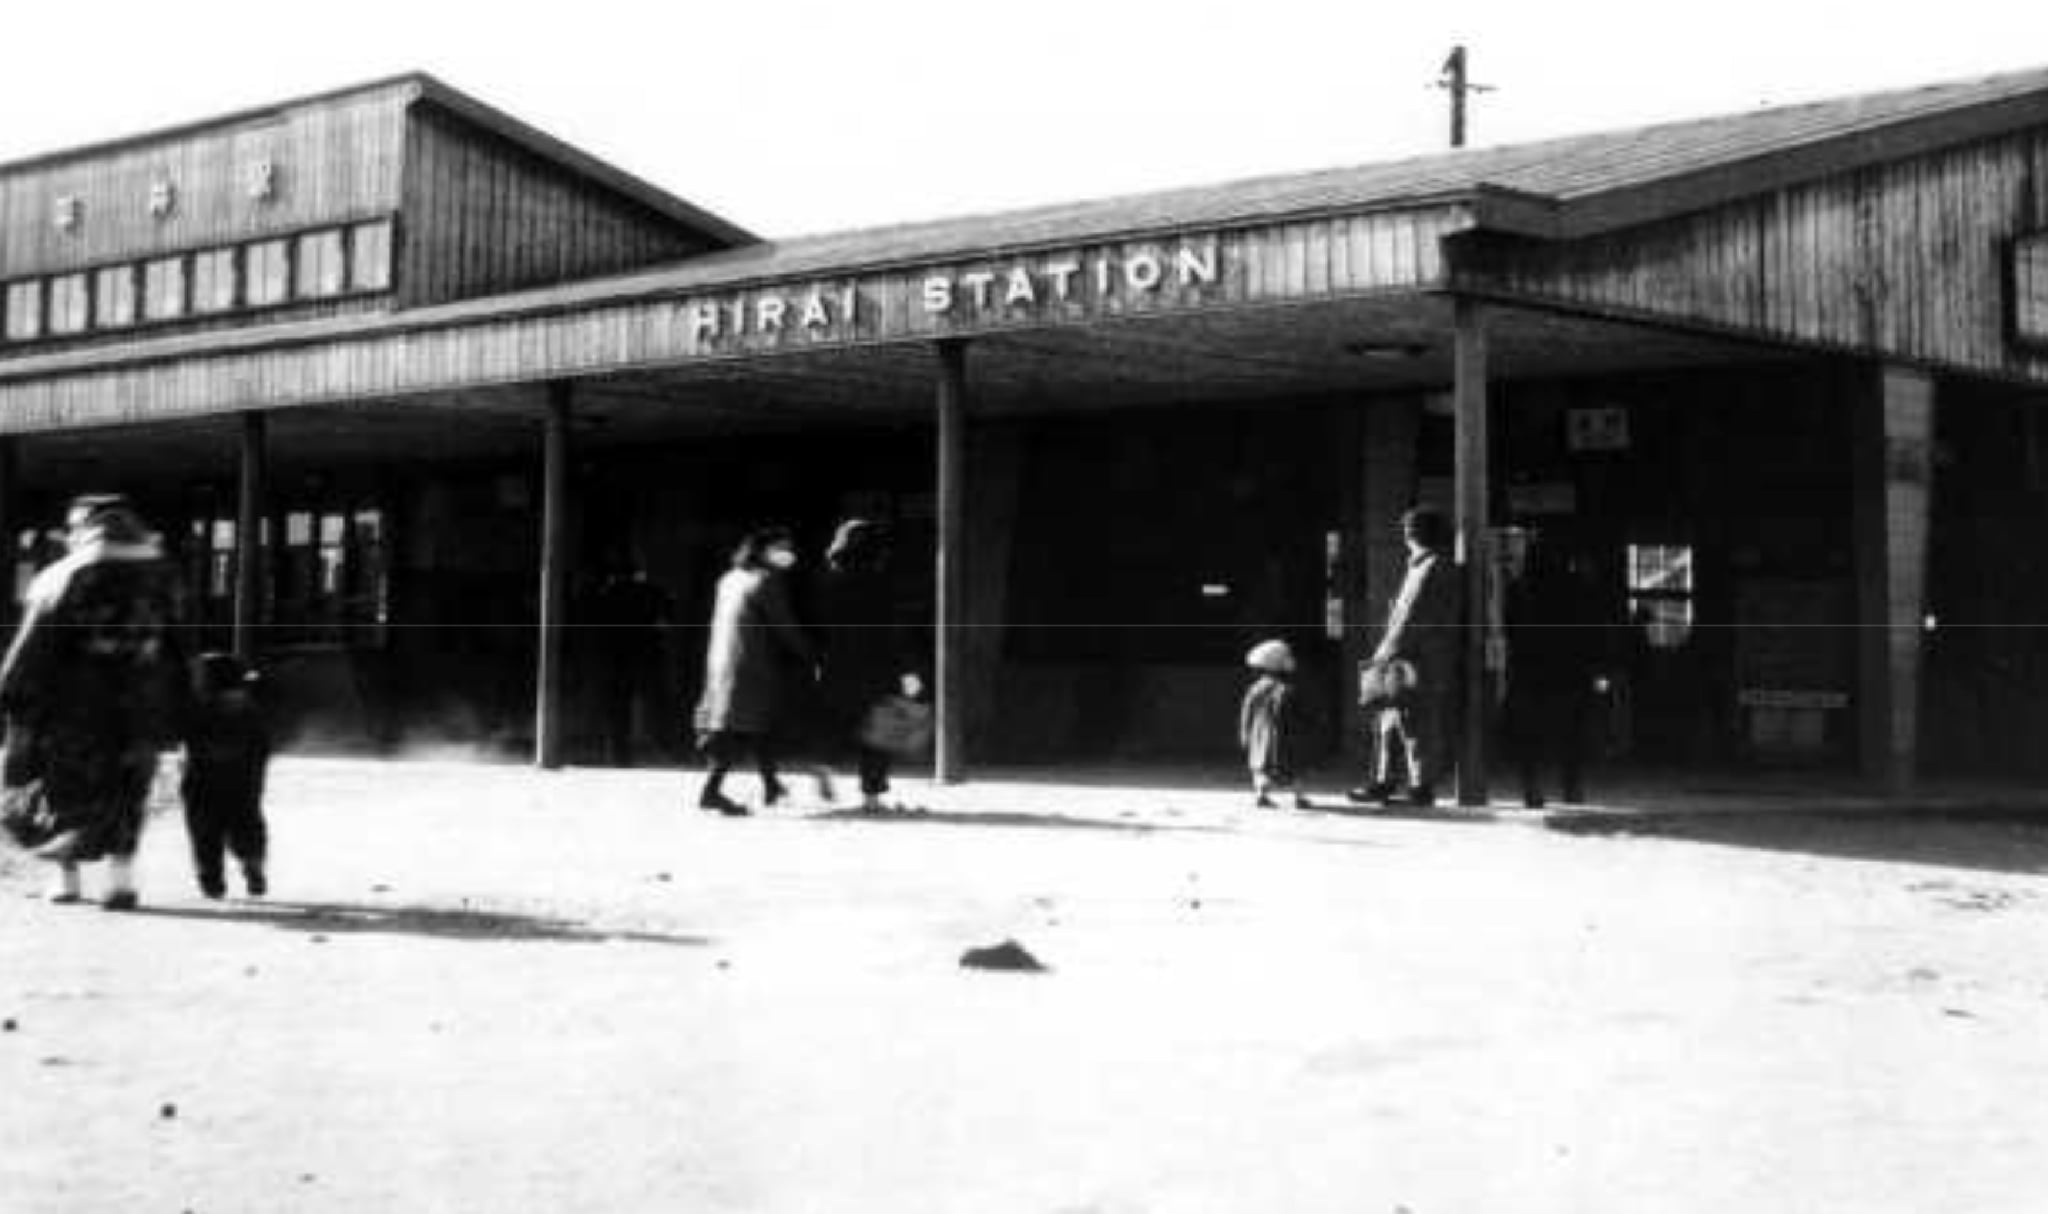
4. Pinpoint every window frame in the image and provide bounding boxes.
[0,212,401,347]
